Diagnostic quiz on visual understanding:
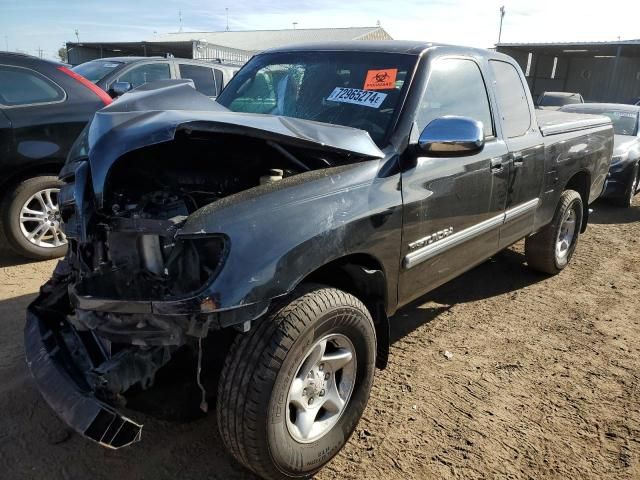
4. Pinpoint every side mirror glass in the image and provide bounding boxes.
[418,116,485,156]
[109,81,133,98]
